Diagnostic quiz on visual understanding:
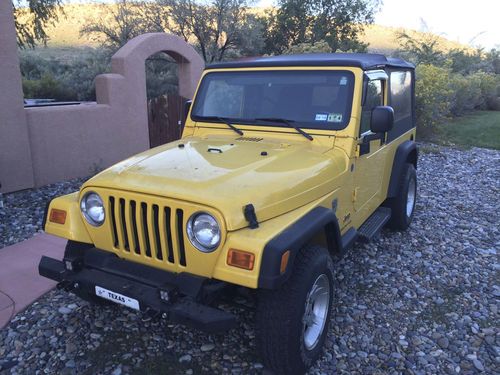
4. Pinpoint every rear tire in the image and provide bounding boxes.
[387,163,417,230]
[256,245,334,375]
